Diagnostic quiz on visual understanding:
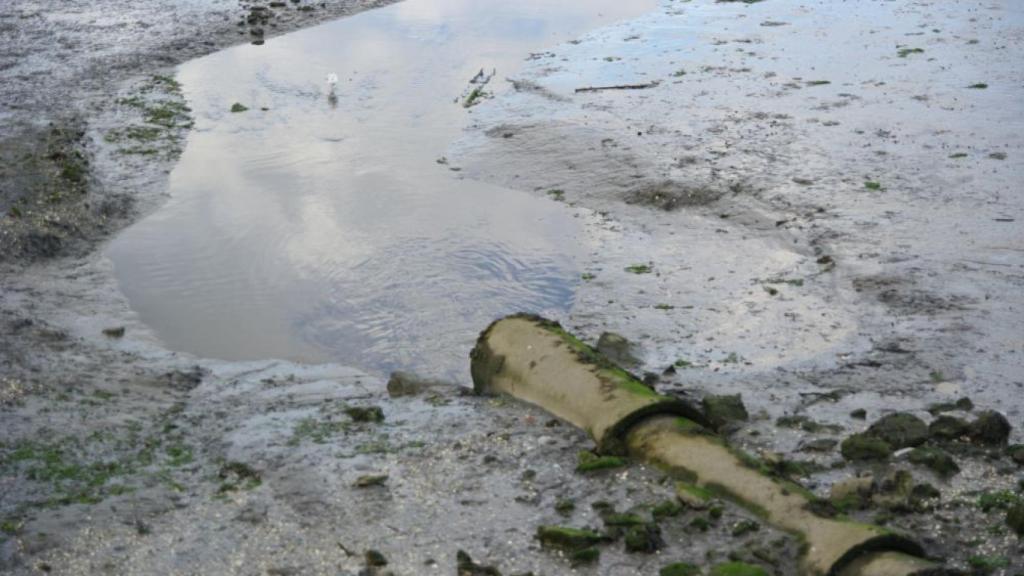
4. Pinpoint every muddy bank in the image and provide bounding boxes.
[1,0,1023,574]
[449,0,1024,570]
